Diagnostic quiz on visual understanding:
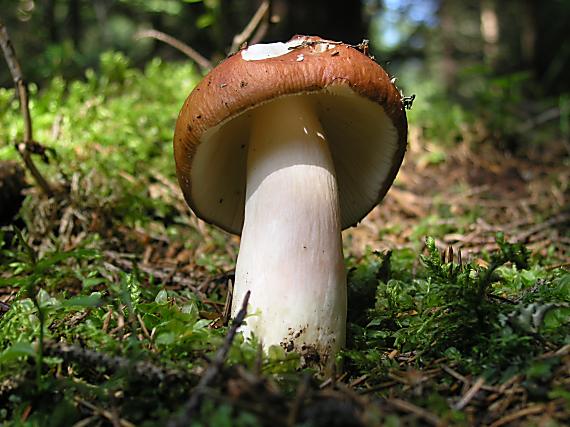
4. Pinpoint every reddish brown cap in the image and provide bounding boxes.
[174,35,408,234]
